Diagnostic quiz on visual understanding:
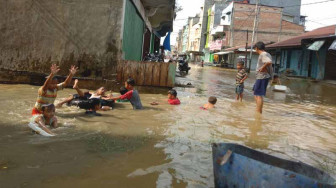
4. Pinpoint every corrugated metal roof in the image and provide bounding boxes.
[223,45,248,51]
[267,25,336,48]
